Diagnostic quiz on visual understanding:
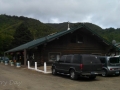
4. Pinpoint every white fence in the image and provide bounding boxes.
[27,61,51,74]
